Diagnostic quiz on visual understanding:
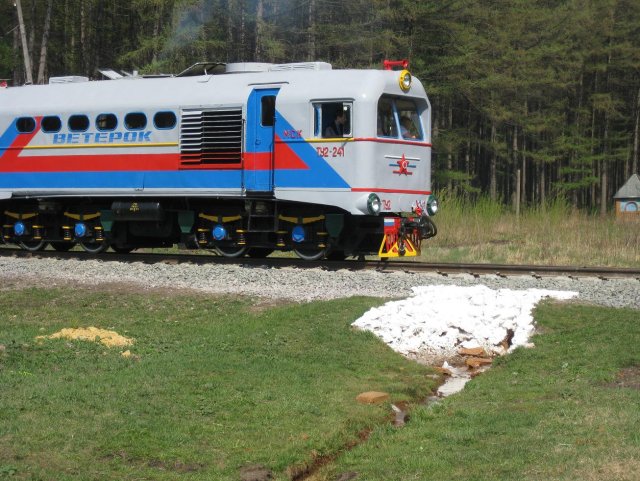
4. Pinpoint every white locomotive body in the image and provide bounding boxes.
[0,61,437,259]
